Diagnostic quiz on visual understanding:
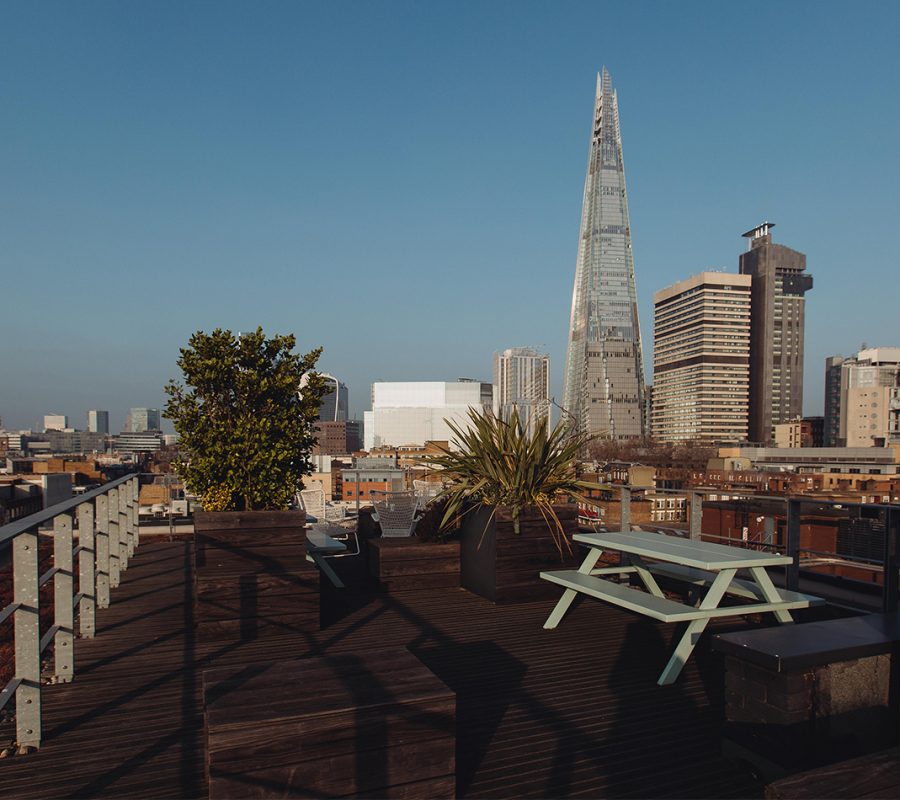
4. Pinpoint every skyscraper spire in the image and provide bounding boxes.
[563,68,645,438]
